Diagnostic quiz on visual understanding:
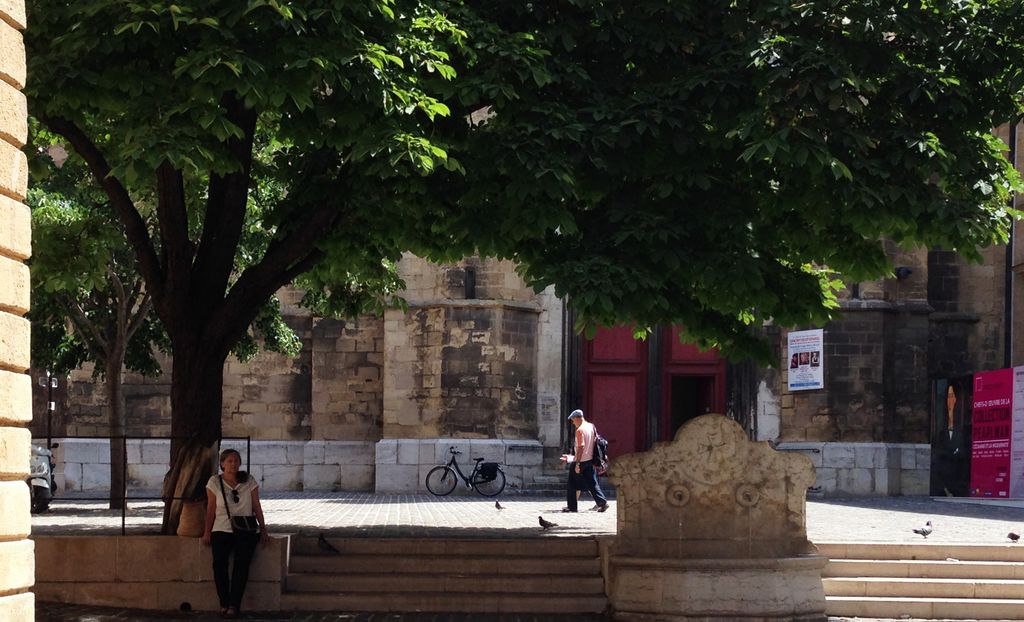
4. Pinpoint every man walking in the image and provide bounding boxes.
[561,409,609,513]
